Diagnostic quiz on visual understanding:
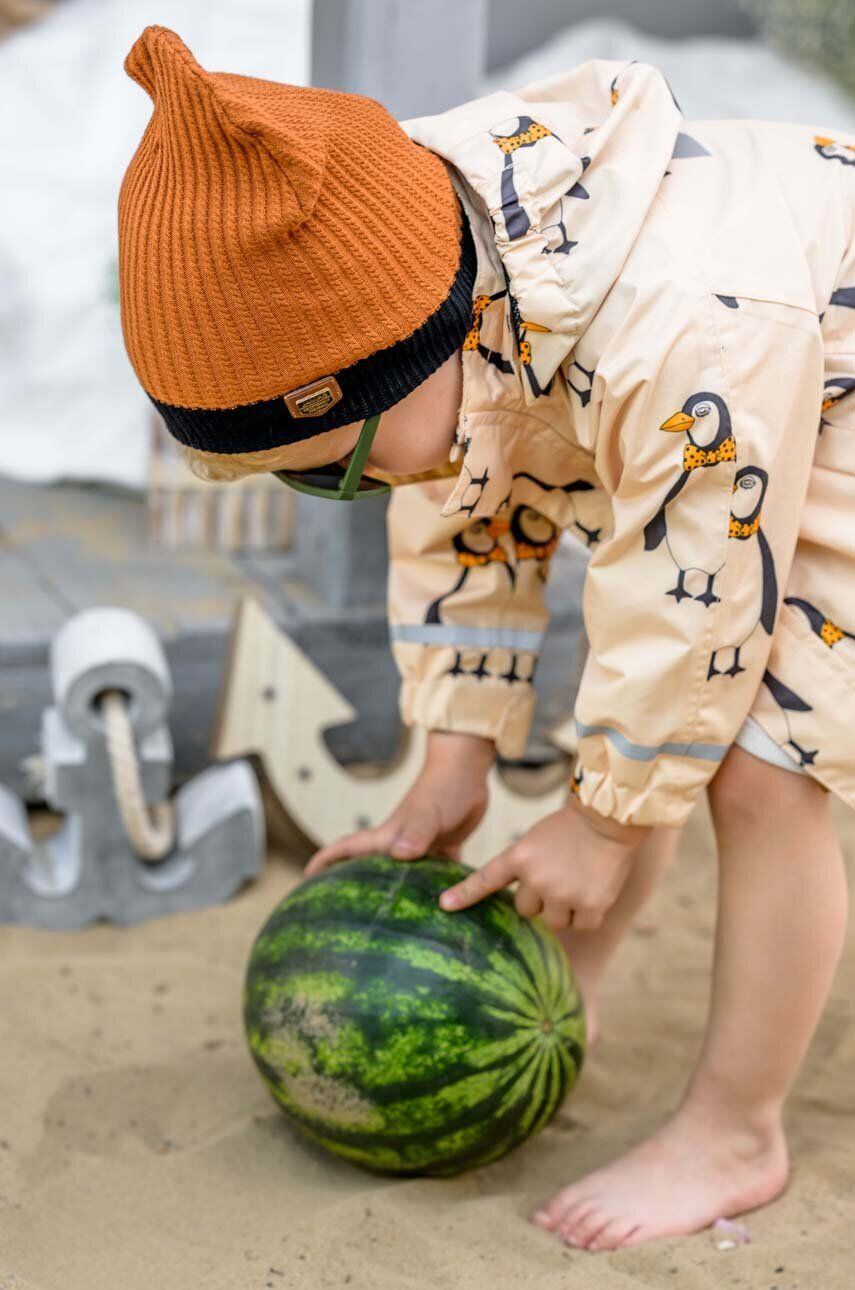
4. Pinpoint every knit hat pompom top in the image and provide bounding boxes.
[118,26,475,453]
